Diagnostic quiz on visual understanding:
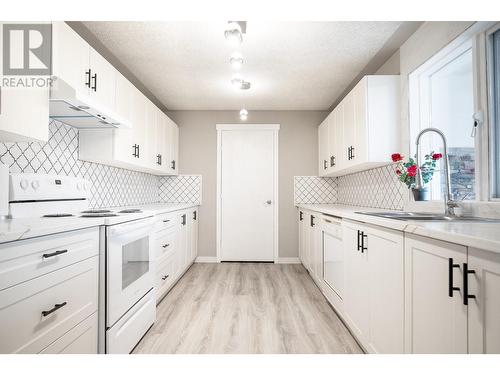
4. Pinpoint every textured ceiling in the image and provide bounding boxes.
[81,21,402,110]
